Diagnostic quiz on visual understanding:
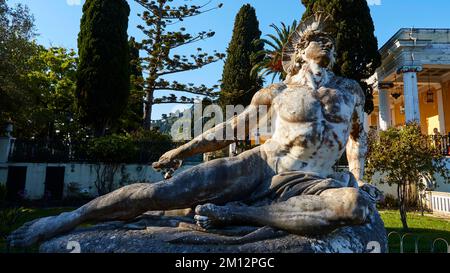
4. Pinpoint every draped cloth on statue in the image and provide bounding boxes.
[245,171,360,205]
